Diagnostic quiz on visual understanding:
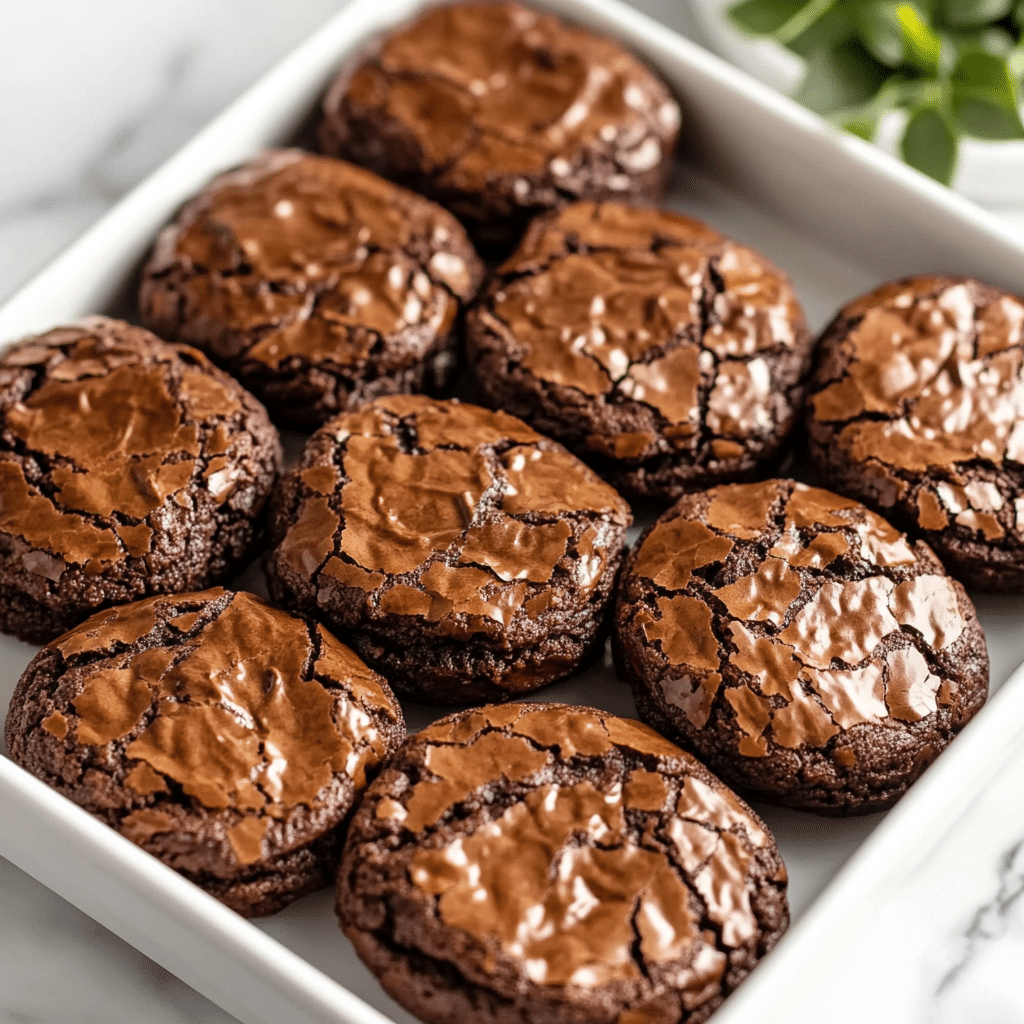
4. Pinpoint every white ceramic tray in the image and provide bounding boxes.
[1,1,1023,1022]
